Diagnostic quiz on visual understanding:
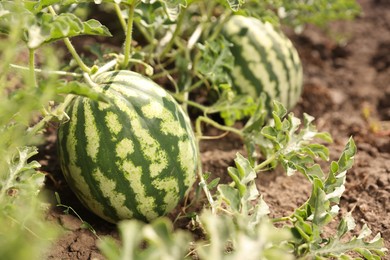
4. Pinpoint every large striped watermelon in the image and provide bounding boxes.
[222,15,303,111]
[57,70,198,223]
